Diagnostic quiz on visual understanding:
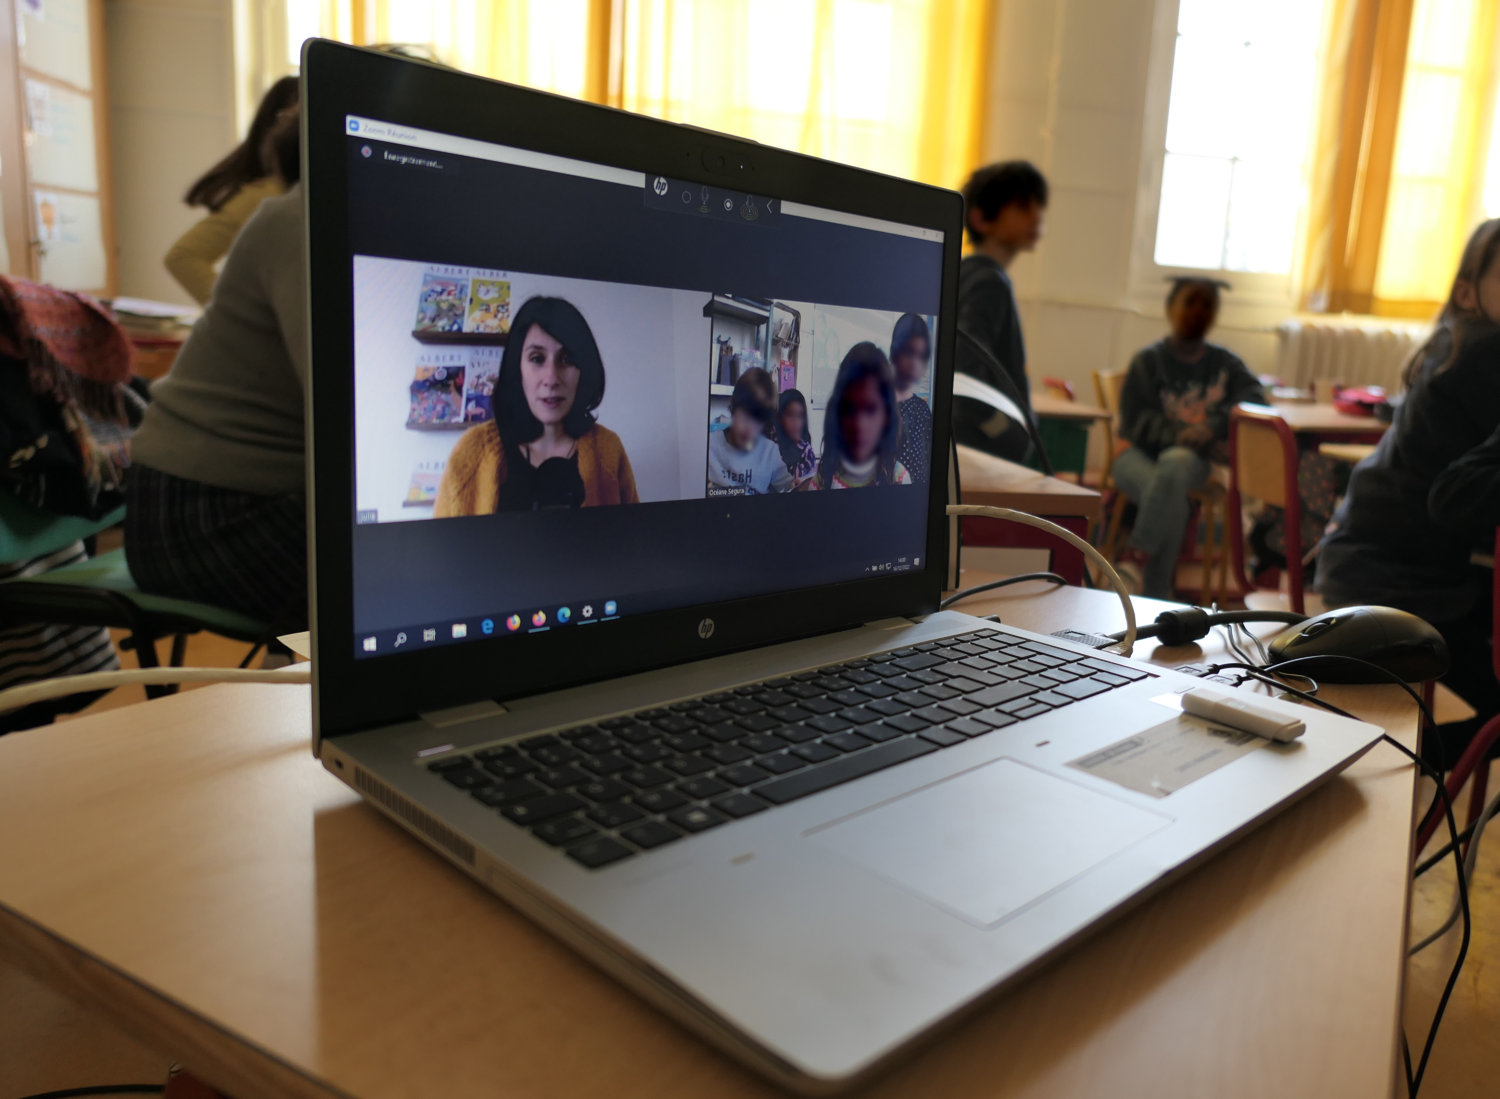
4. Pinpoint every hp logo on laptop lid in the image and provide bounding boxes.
[698,619,715,640]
